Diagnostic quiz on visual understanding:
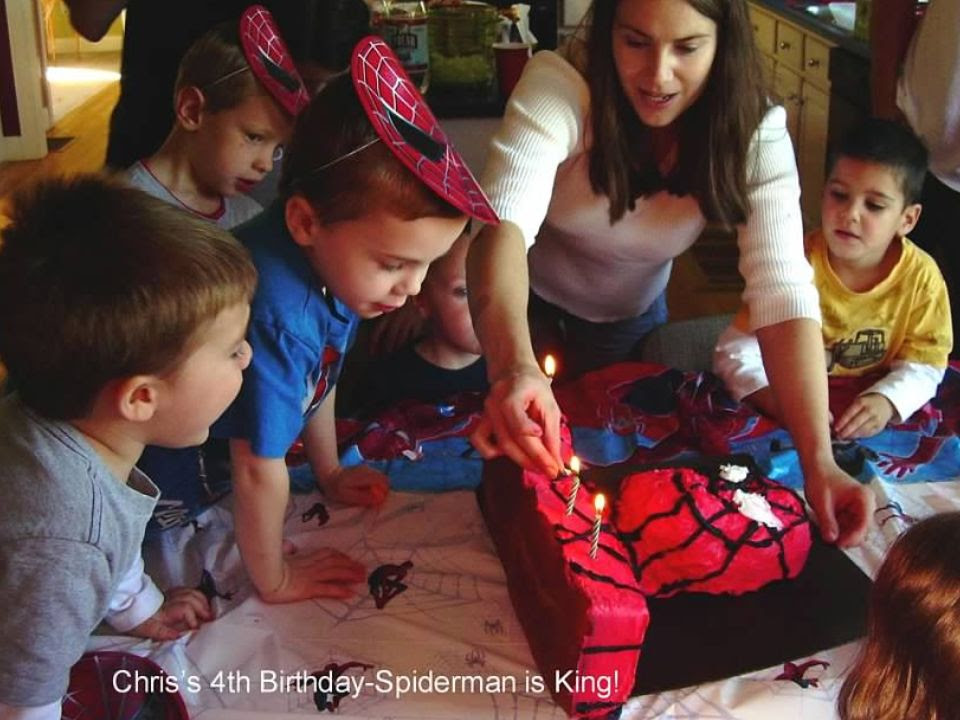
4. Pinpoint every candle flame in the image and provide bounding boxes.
[595,493,606,513]
[543,354,556,378]
[569,455,581,474]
